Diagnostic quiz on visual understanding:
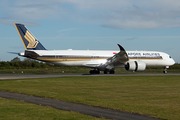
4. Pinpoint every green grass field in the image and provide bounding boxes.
[0,98,106,120]
[0,75,180,120]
